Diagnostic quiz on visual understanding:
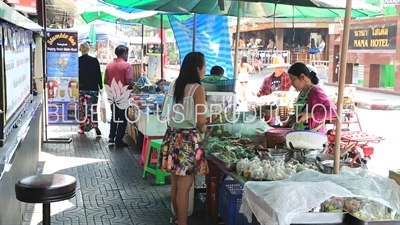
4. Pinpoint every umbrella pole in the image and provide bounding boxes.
[192,14,197,52]
[334,0,352,174]
[141,24,144,76]
[233,2,242,80]
[160,15,164,79]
